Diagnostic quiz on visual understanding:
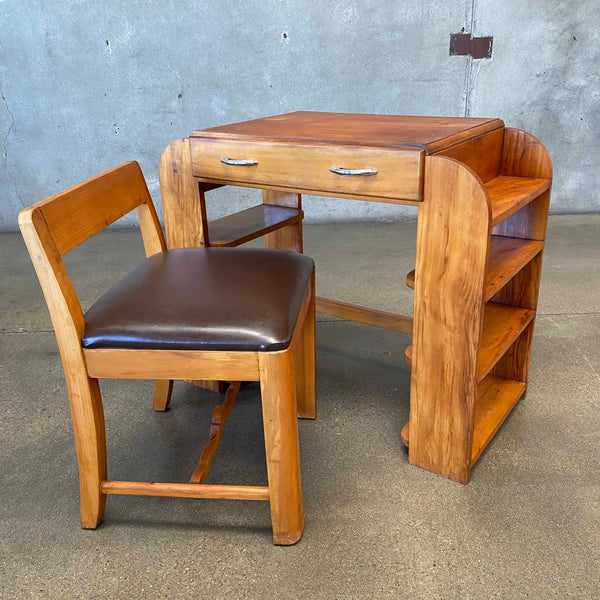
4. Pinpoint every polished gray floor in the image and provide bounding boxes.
[1,215,598,599]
